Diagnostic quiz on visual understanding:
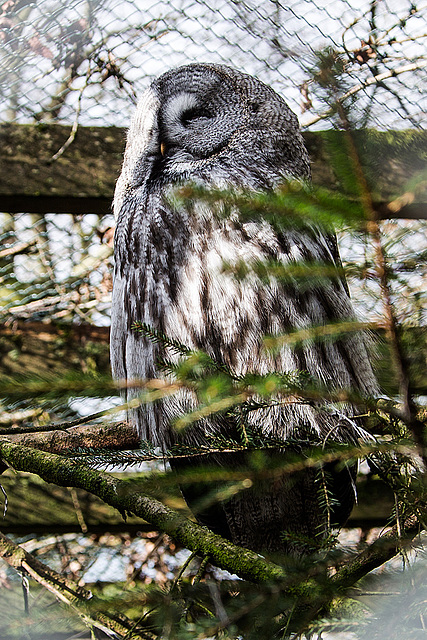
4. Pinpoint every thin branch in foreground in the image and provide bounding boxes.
[336,105,427,469]
[0,530,153,639]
